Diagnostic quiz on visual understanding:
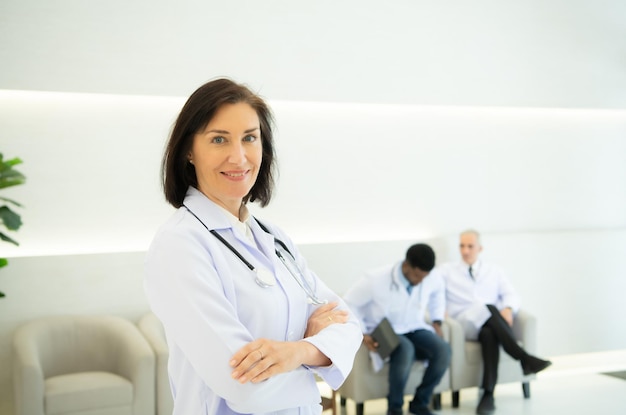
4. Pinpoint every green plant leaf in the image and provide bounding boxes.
[0,155,26,190]
[0,154,23,169]
[0,172,26,190]
[0,196,23,207]
[1,154,24,299]
[0,206,22,231]
[3,157,23,168]
[0,231,19,245]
